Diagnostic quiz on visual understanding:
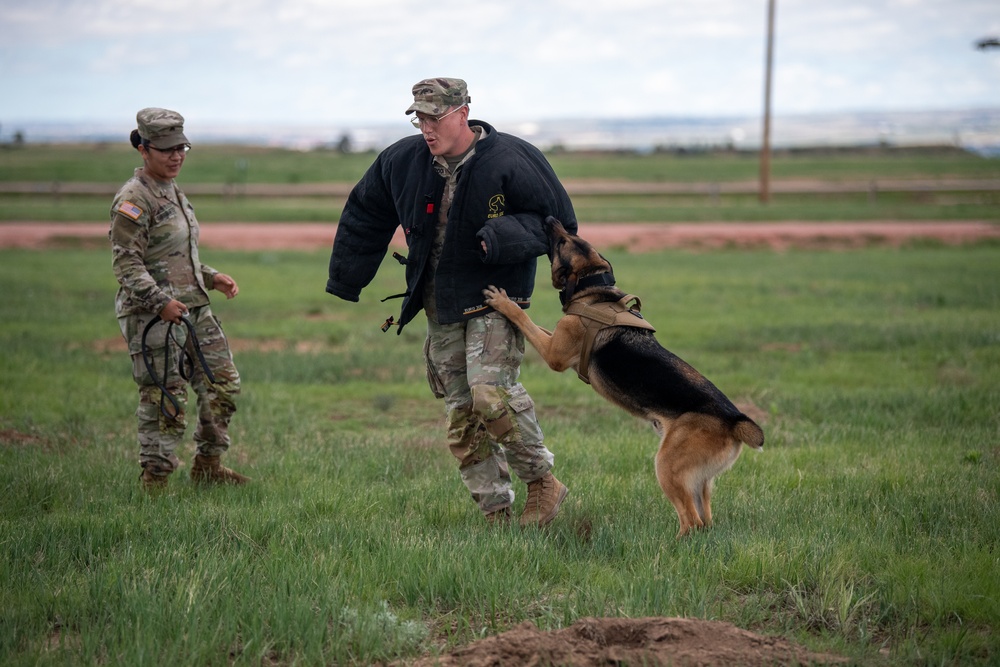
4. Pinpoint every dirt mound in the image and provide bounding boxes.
[399,616,847,667]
